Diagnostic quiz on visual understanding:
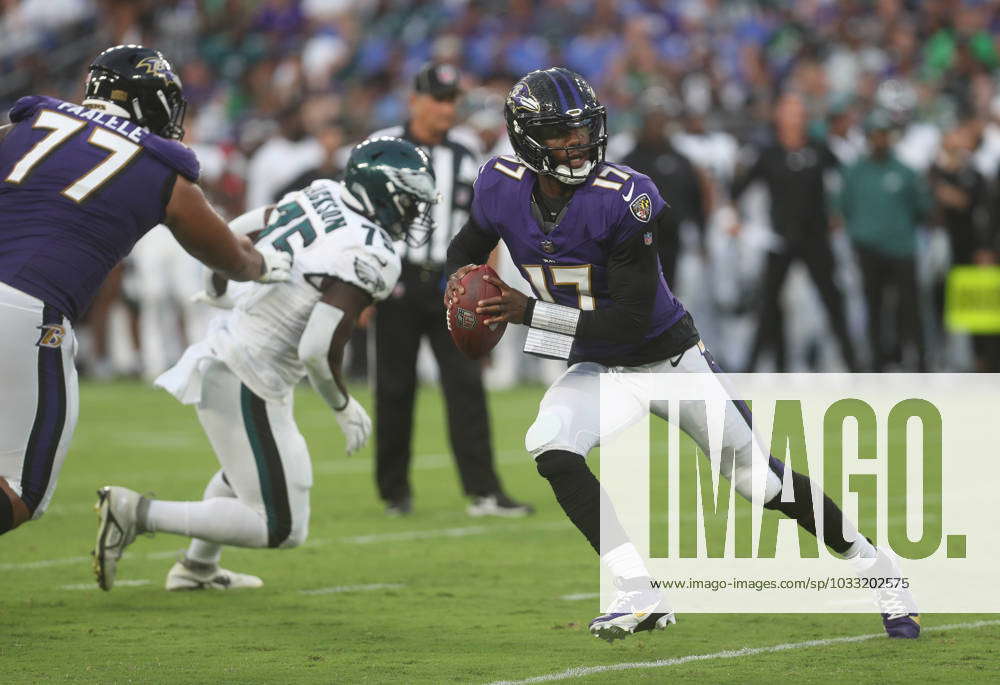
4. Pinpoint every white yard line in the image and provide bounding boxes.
[61,579,150,590]
[312,449,527,475]
[299,583,405,596]
[340,520,569,545]
[560,593,600,601]
[340,525,490,544]
[486,619,1000,685]
[3,521,571,571]
[0,555,92,571]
